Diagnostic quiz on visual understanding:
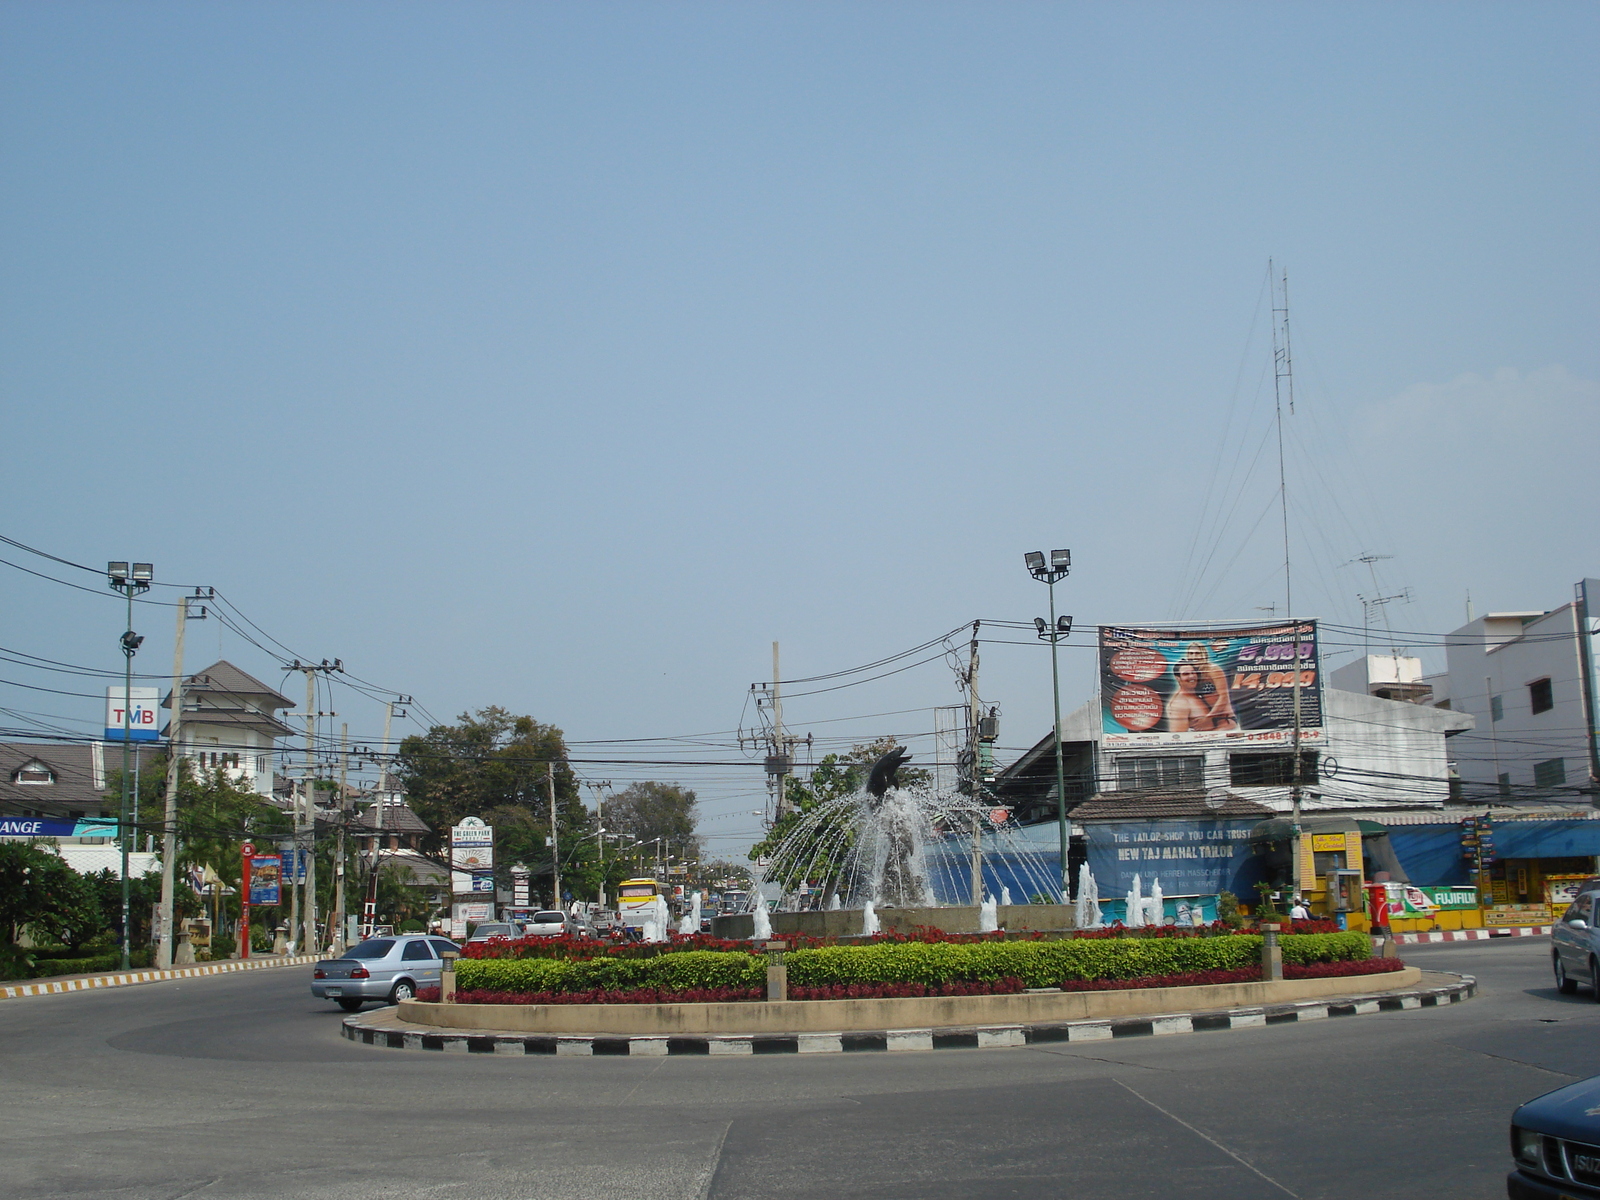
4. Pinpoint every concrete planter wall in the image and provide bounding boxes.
[708,904,1077,941]
[398,967,1420,1035]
